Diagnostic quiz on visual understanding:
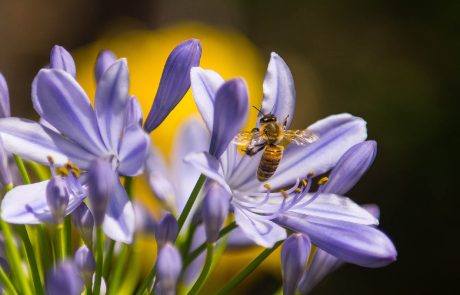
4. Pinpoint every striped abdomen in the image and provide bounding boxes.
[257,145,284,182]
